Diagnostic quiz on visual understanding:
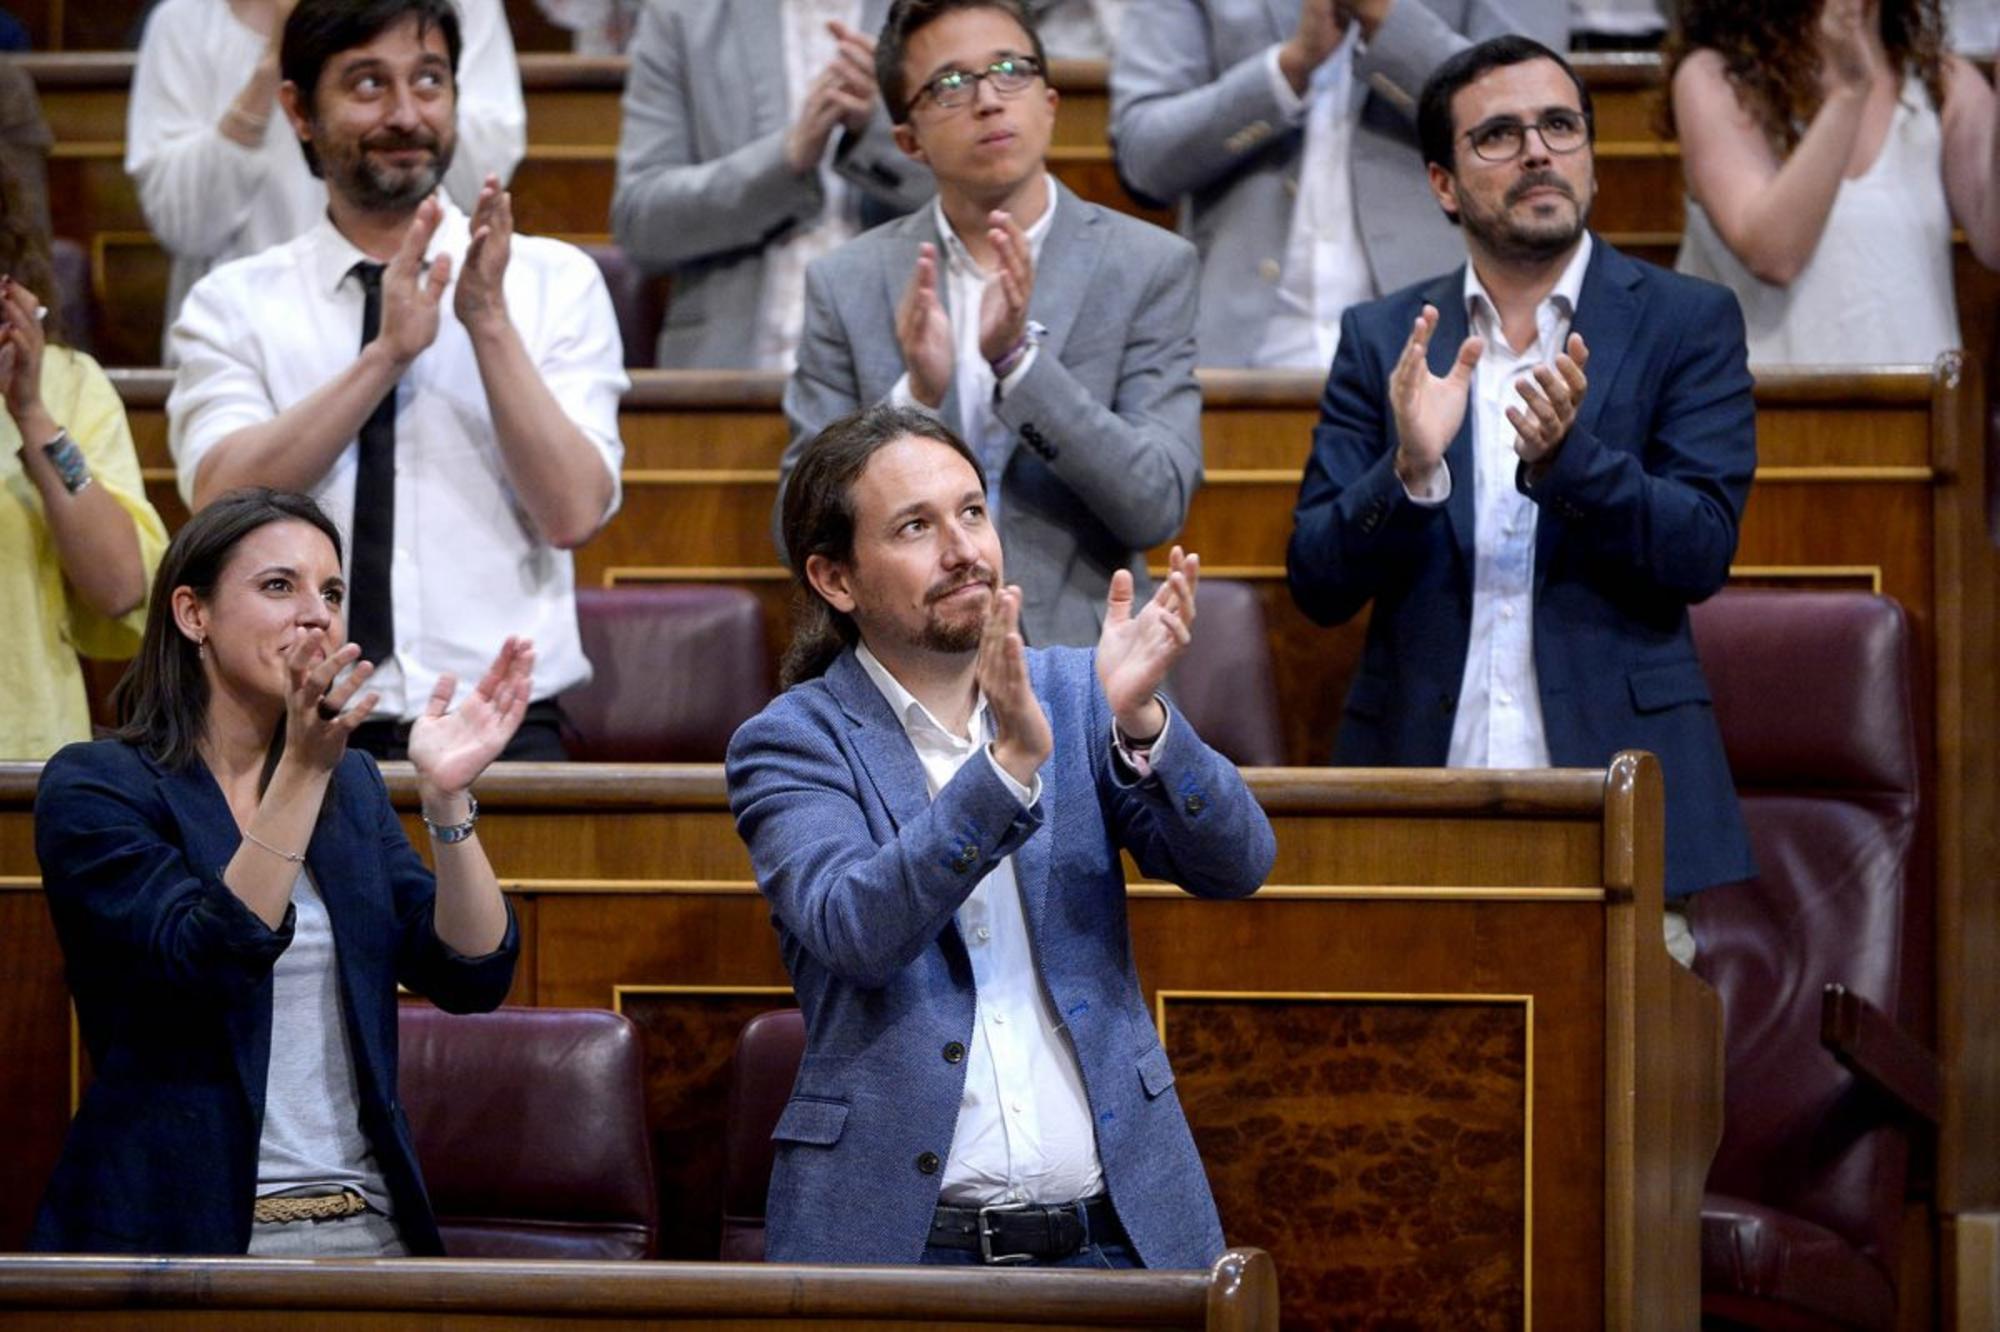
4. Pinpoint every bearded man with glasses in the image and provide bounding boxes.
[1287,35,1758,936]
[777,0,1203,651]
